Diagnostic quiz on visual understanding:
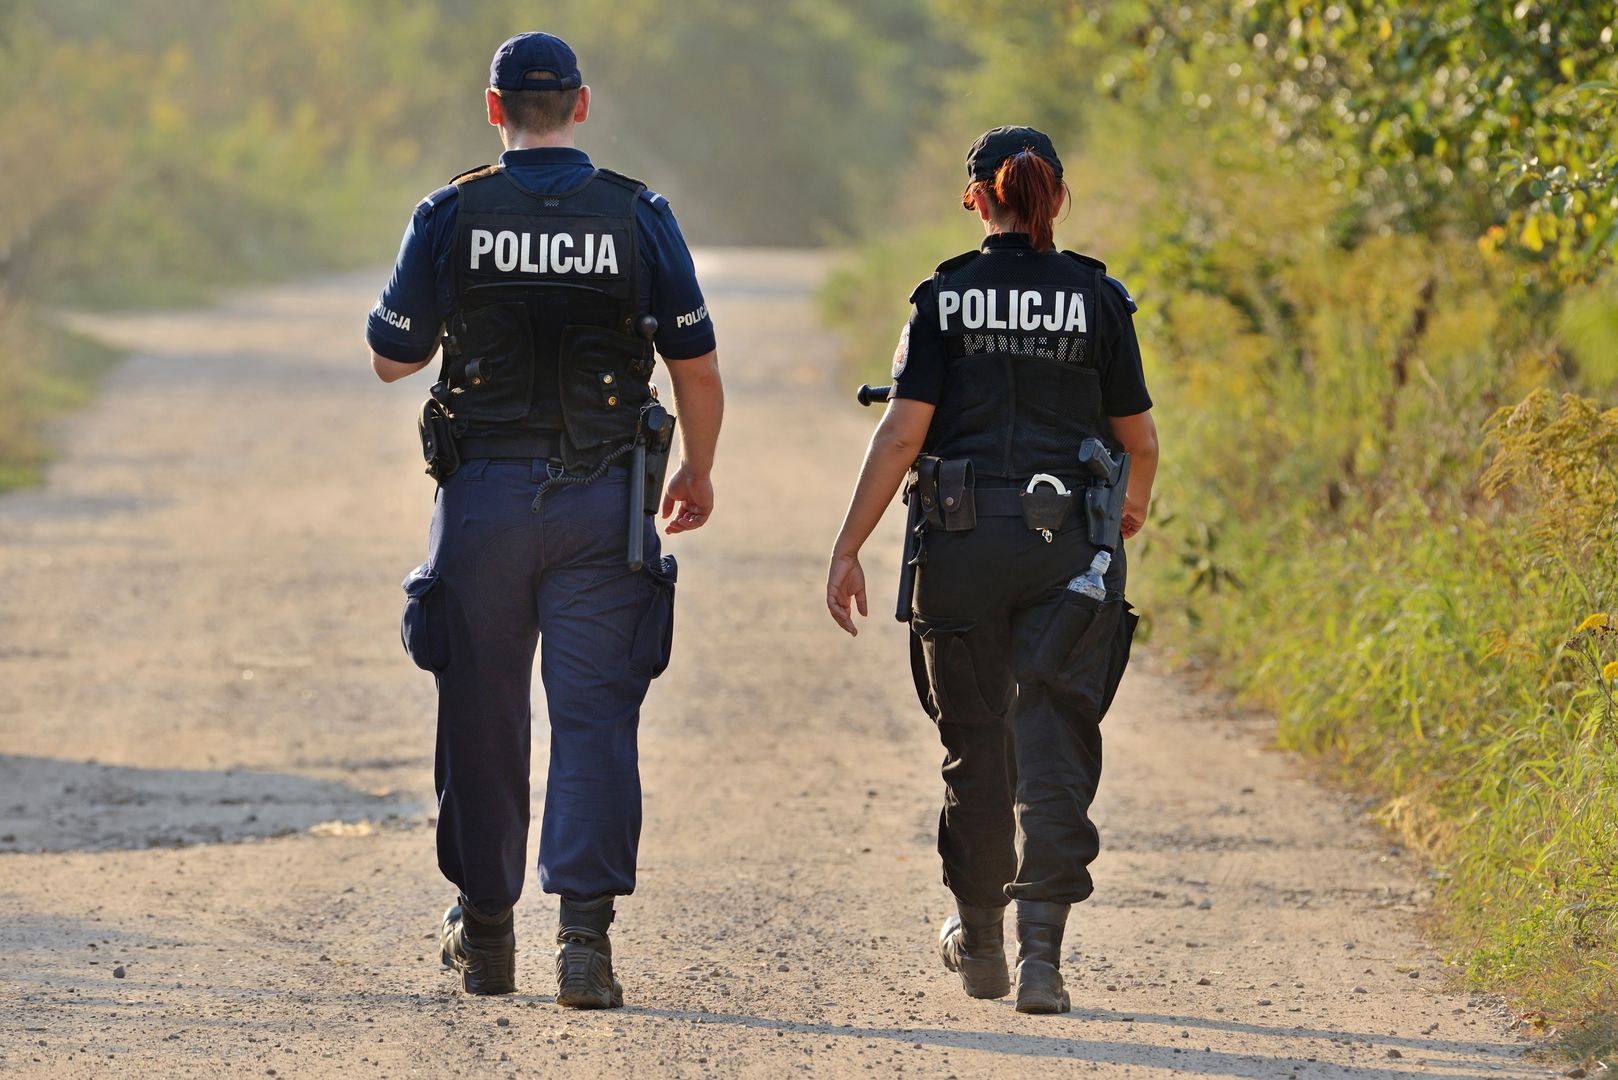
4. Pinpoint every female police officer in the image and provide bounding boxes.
[825,126,1158,1014]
